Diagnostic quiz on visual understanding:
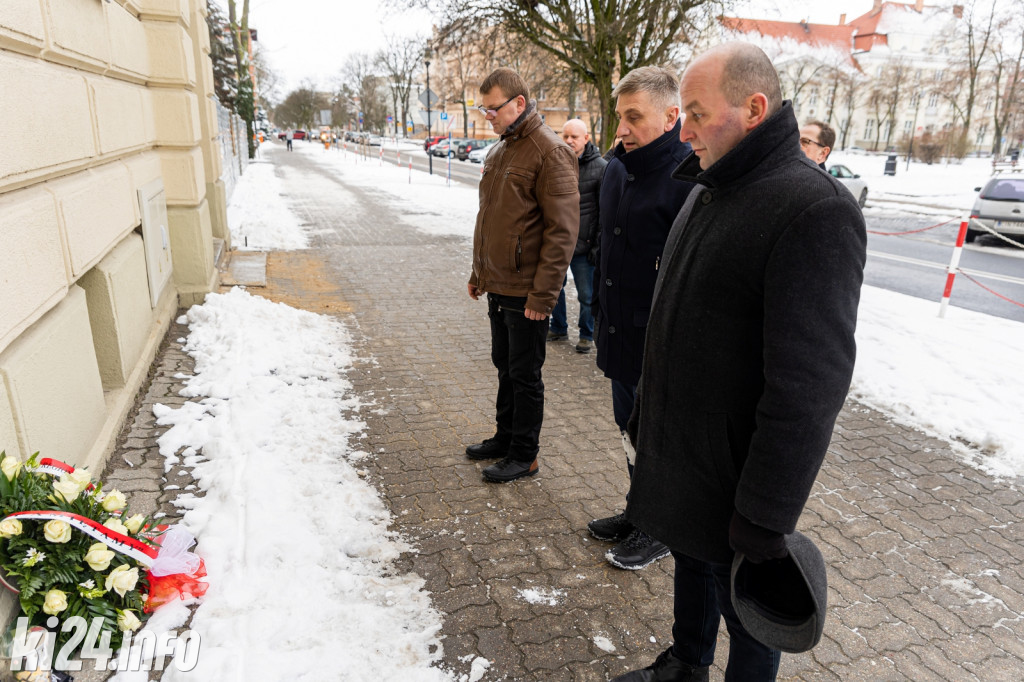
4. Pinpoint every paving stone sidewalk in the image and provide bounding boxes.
[100,145,1024,681]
